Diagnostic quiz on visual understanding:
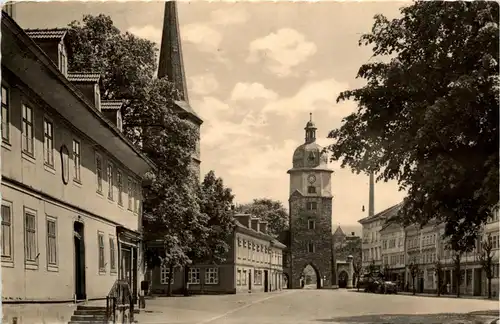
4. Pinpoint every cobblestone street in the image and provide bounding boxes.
[136,289,499,324]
